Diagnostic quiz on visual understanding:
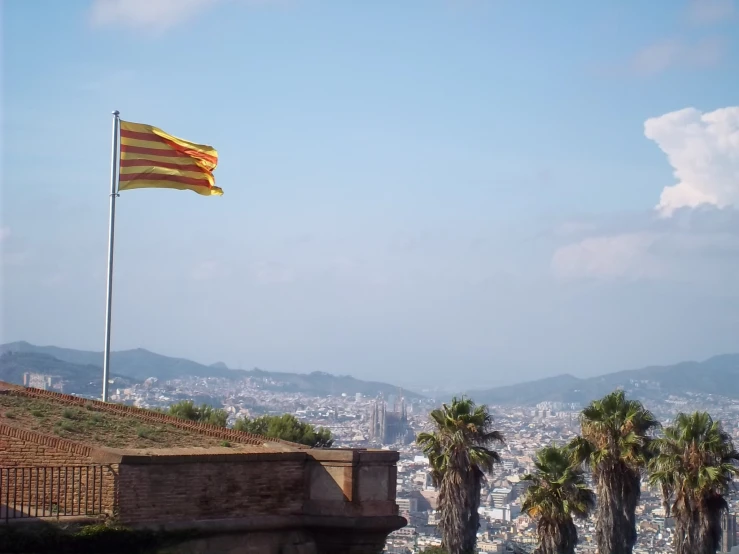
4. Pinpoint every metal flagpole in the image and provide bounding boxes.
[102,110,120,402]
